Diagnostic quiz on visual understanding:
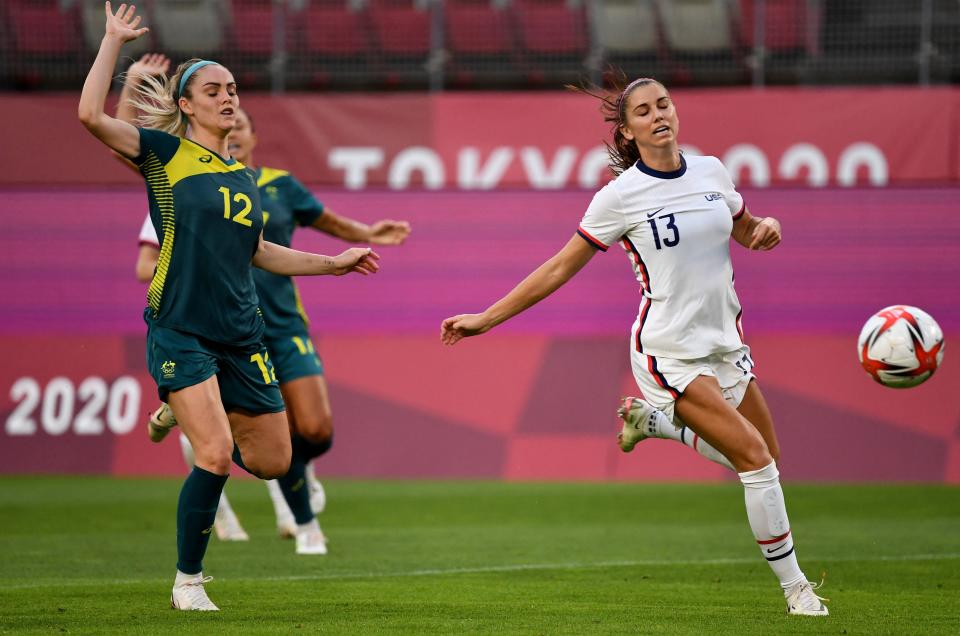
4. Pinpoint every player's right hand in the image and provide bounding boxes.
[333,247,380,276]
[440,314,490,345]
[104,2,149,44]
